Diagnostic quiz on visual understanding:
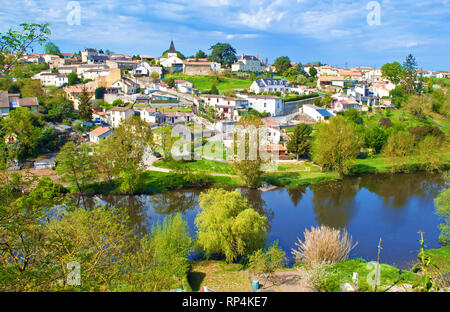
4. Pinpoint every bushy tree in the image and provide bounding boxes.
[381,61,404,85]
[273,56,291,74]
[44,42,61,56]
[78,87,93,122]
[382,130,415,172]
[364,126,388,153]
[196,189,268,262]
[248,241,286,287]
[95,87,106,99]
[311,116,361,176]
[309,66,317,78]
[56,142,94,194]
[67,72,78,86]
[208,43,237,68]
